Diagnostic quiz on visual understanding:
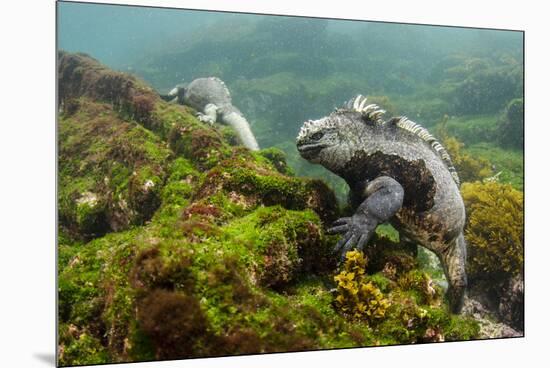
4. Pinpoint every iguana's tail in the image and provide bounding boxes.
[223,112,260,151]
